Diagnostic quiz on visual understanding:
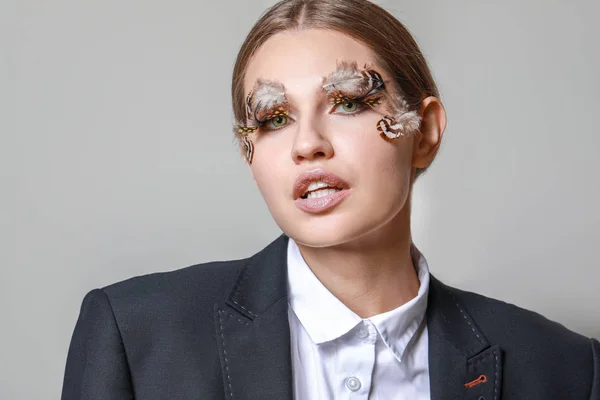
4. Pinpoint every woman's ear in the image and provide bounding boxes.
[412,96,447,170]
